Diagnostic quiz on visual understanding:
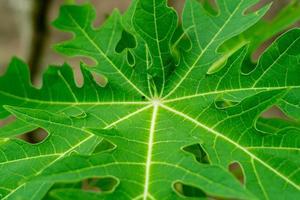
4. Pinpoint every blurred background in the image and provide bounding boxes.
[0,0,133,82]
